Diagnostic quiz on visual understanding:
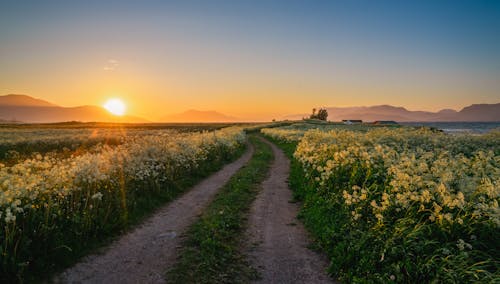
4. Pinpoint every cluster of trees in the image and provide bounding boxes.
[309,108,328,121]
